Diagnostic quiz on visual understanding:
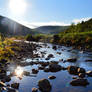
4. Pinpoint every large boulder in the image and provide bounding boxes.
[38,79,51,92]
[49,64,61,72]
[70,79,89,86]
[67,66,79,75]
